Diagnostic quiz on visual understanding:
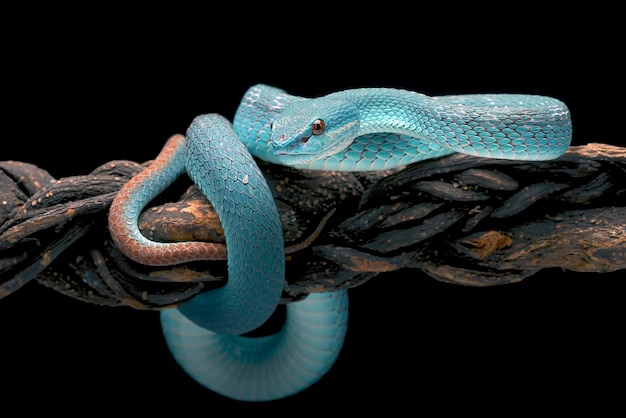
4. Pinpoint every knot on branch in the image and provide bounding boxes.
[1,143,624,309]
